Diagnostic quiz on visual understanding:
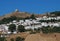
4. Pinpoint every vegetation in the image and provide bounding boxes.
[41,26,52,33]
[17,25,25,32]
[8,24,16,33]
[30,14,36,19]
[10,38,14,41]
[30,31,36,34]
[40,26,60,33]
[0,14,36,24]
[0,16,17,24]
[50,11,60,16]
[0,11,60,24]
[53,27,60,33]
[0,37,6,41]
[29,26,60,34]
[39,19,57,23]
[16,37,24,41]
[29,28,41,34]
[4,16,17,23]
[0,20,4,25]
[34,28,41,33]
